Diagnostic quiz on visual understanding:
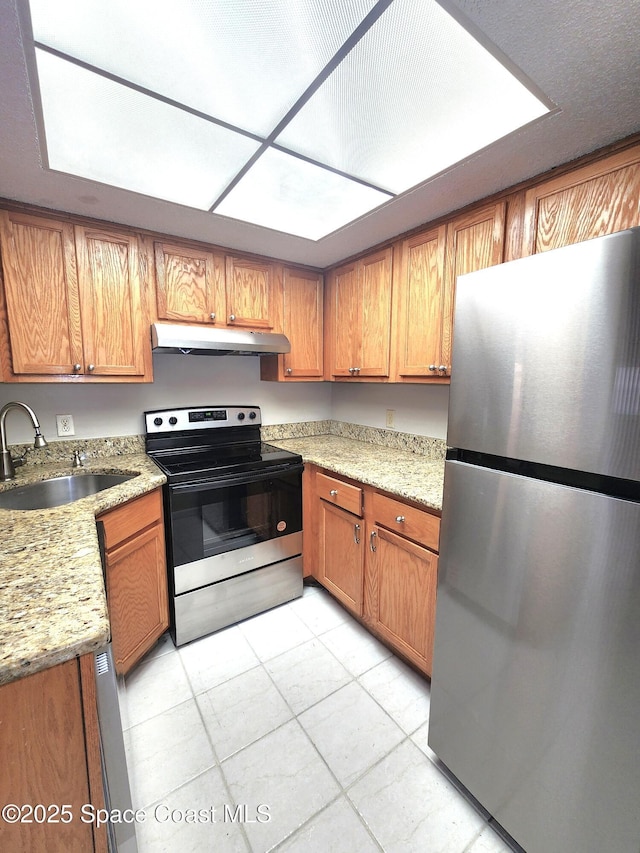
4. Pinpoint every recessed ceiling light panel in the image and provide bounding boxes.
[29,0,379,136]
[35,48,260,209]
[215,148,391,240]
[276,0,552,192]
